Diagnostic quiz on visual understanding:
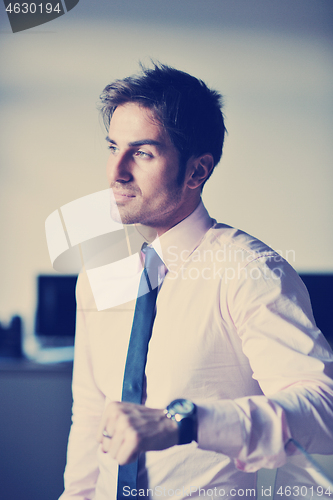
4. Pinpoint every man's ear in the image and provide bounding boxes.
[186,154,214,190]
